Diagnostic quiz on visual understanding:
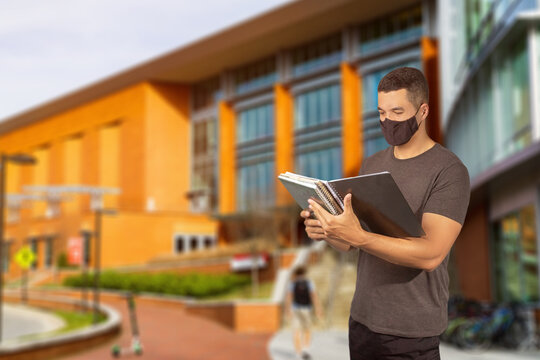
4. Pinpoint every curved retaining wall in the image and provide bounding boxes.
[1,292,121,360]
